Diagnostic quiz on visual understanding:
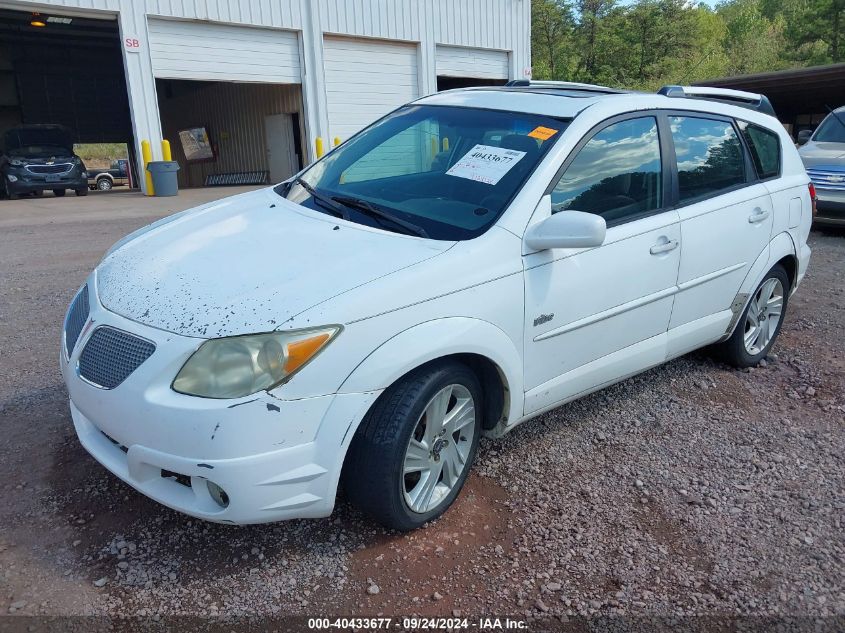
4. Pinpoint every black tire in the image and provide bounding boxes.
[343,360,483,531]
[713,264,790,368]
[74,187,88,196]
[53,189,66,197]
[96,178,112,191]
[1,178,16,200]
